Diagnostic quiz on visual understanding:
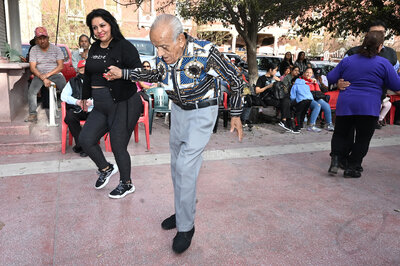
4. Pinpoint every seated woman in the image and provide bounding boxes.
[294,51,310,75]
[136,61,157,92]
[279,51,294,76]
[255,62,293,132]
[290,77,313,133]
[301,67,334,132]
[279,65,291,81]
